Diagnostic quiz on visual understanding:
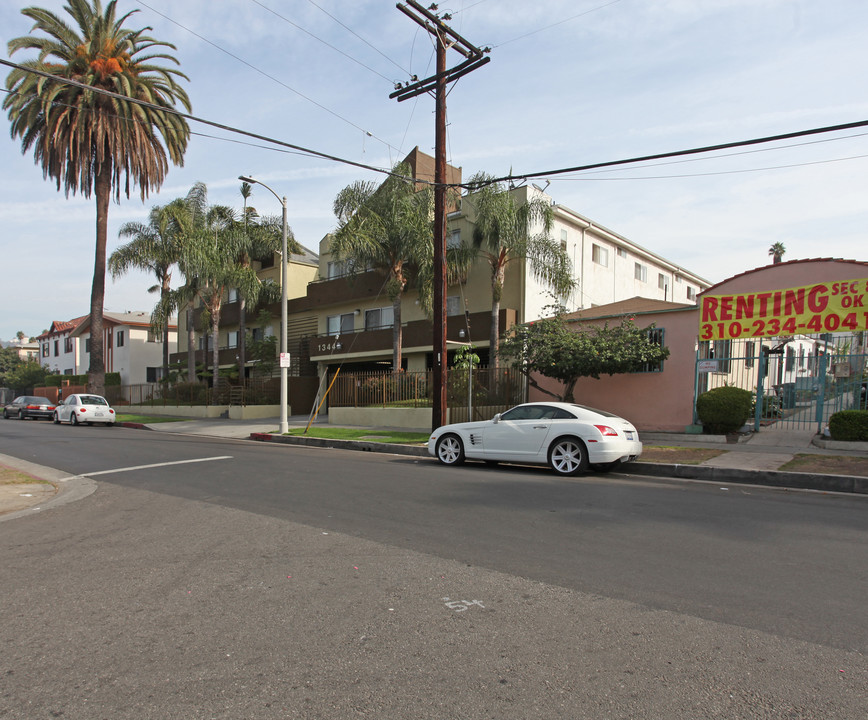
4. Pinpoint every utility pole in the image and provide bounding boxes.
[391,1,489,431]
